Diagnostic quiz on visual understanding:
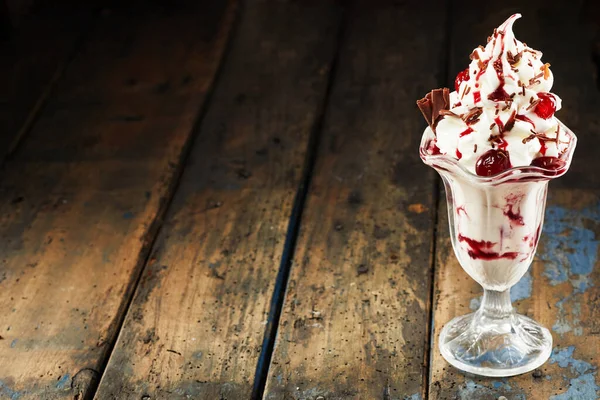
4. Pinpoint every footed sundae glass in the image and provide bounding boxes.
[421,125,577,377]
